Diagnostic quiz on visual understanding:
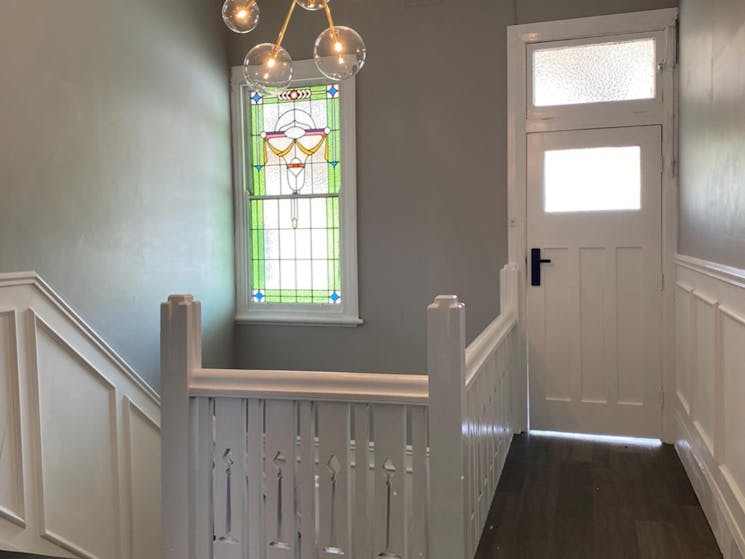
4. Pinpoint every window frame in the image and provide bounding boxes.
[230,61,361,326]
